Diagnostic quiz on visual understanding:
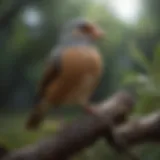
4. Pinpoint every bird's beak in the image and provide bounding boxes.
[93,27,105,39]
